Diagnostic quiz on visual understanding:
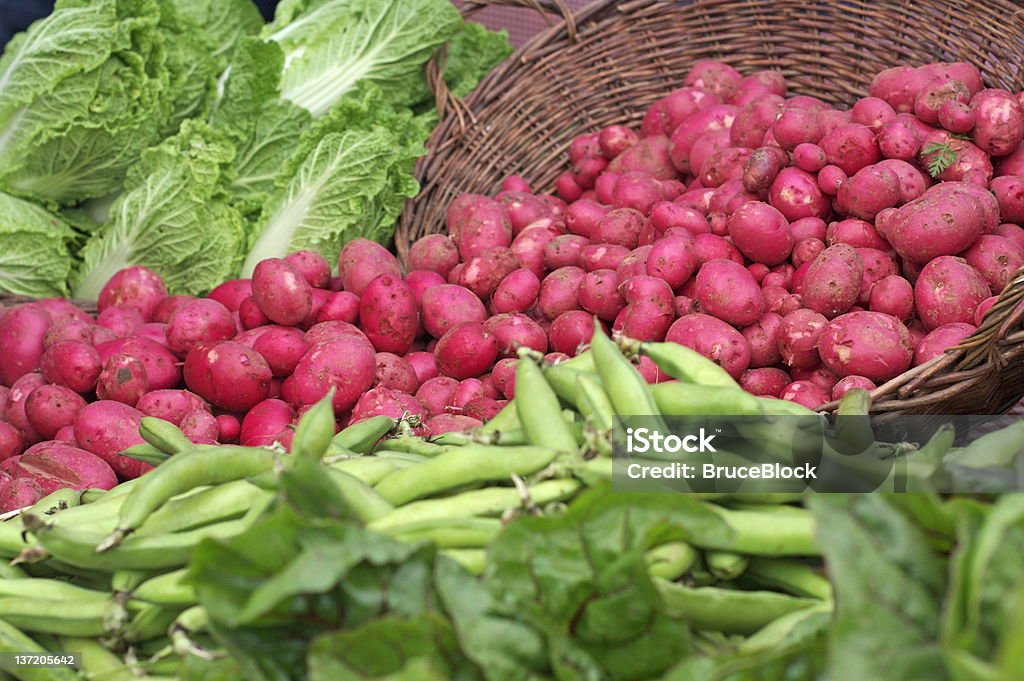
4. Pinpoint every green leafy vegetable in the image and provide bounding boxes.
[73,120,245,297]
[922,140,959,178]
[0,191,76,296]
[174,0,264,64]
[442,22,514,100]
[265,0,463,117]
